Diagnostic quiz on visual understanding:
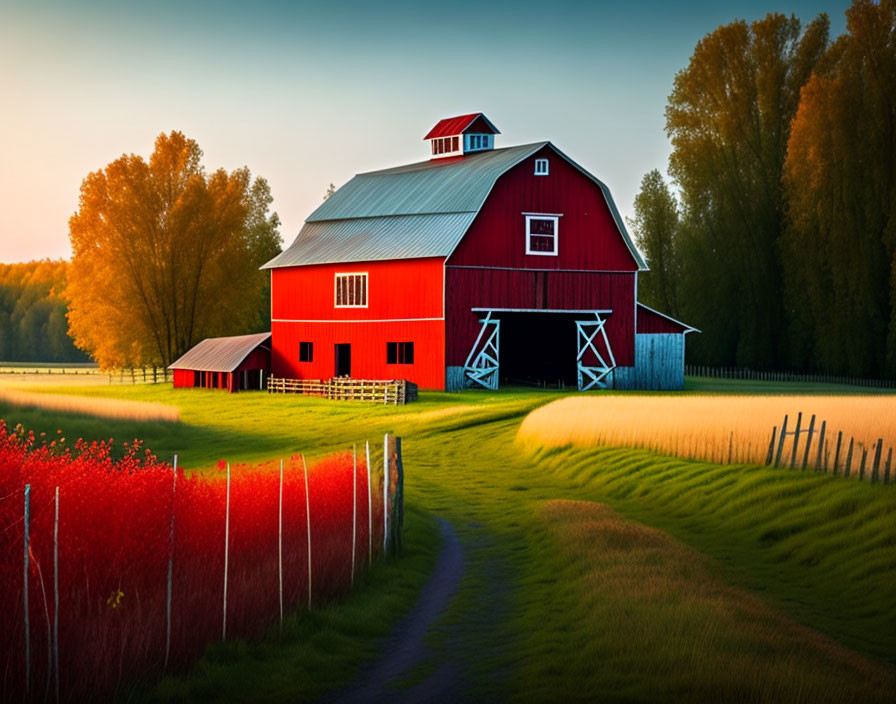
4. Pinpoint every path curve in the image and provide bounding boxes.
[325,517,465,704]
